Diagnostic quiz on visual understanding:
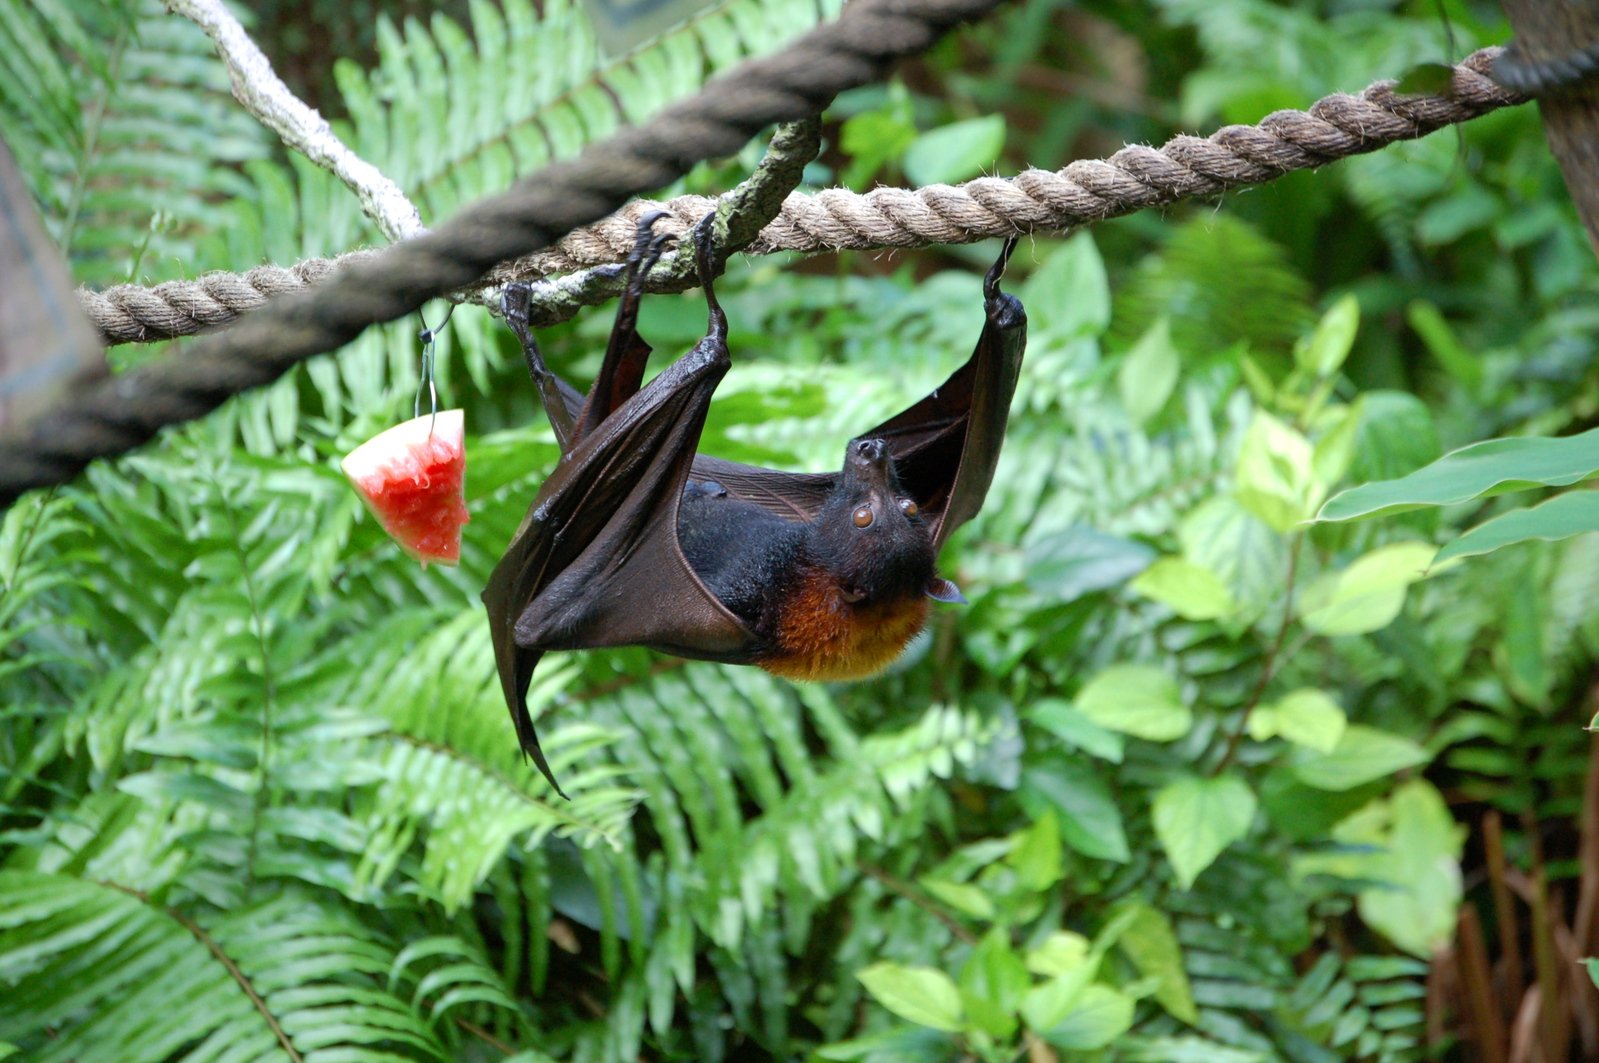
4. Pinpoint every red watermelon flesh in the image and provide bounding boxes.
[341,409,469,566]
